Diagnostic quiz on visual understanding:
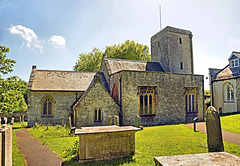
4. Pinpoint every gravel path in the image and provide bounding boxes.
[15,129,64,166]
[185,122,240,145]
